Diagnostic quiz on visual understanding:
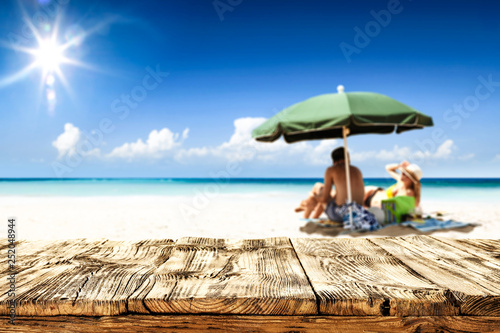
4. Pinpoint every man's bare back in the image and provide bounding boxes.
[307,147,365,220]
[322,162,365,206]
